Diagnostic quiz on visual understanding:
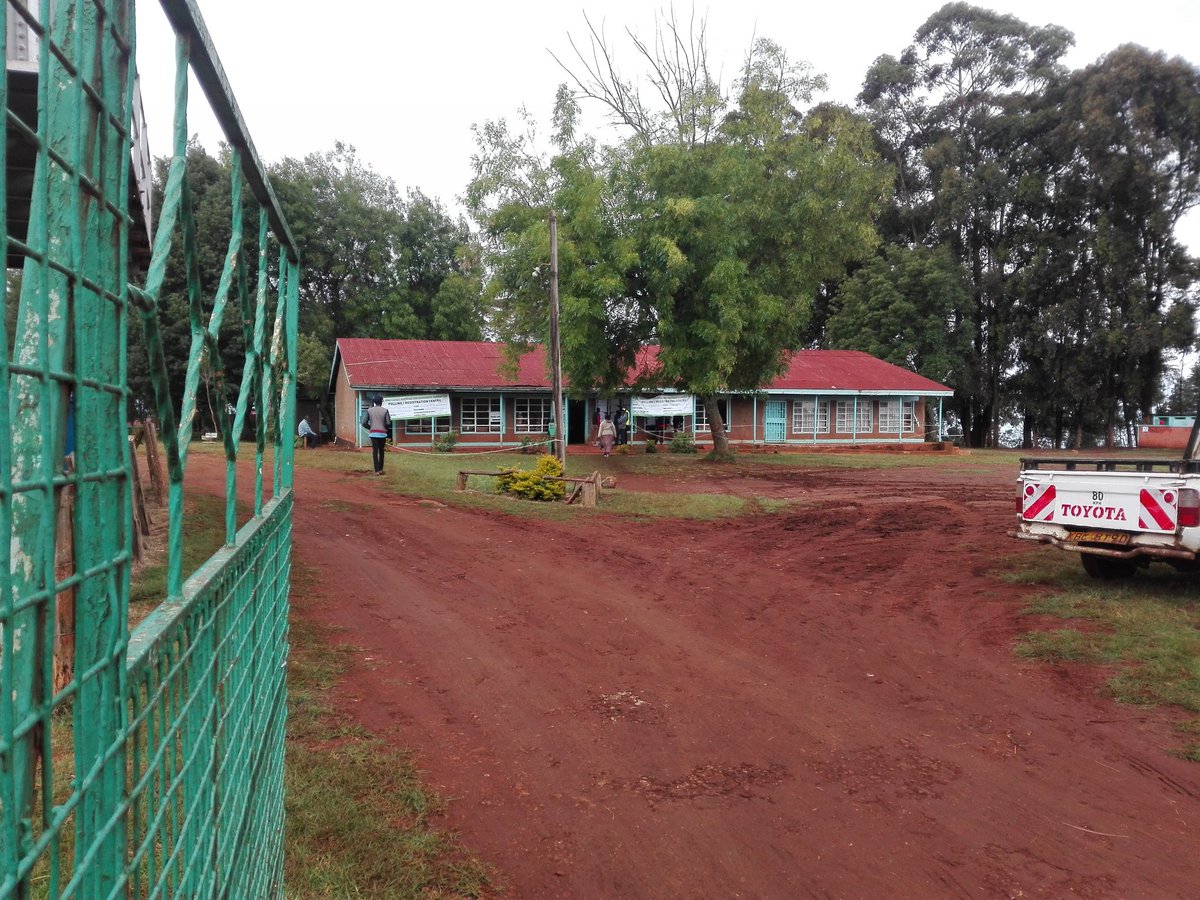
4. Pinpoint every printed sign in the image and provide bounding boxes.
[384,394,451,419]
[631,394,695,417]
